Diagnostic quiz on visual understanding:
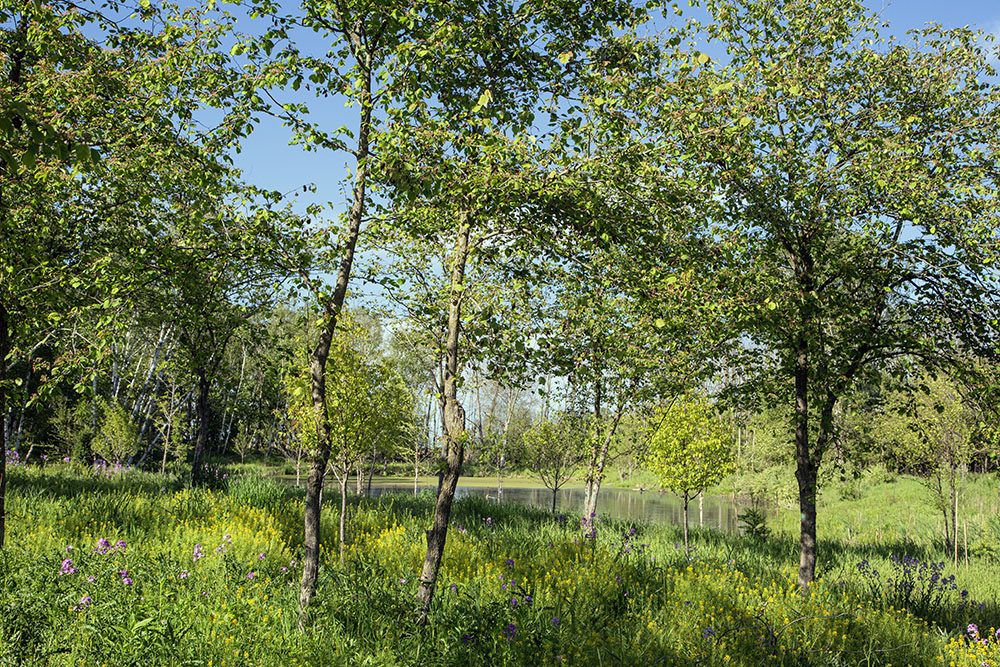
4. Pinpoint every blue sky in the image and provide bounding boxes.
[229,0,1000,221]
